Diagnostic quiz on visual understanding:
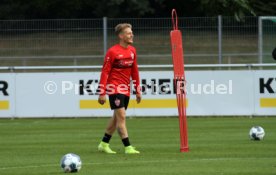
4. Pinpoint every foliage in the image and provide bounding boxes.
[198,0,256,21]
[248,0,276,16]
[0,0,275,19]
